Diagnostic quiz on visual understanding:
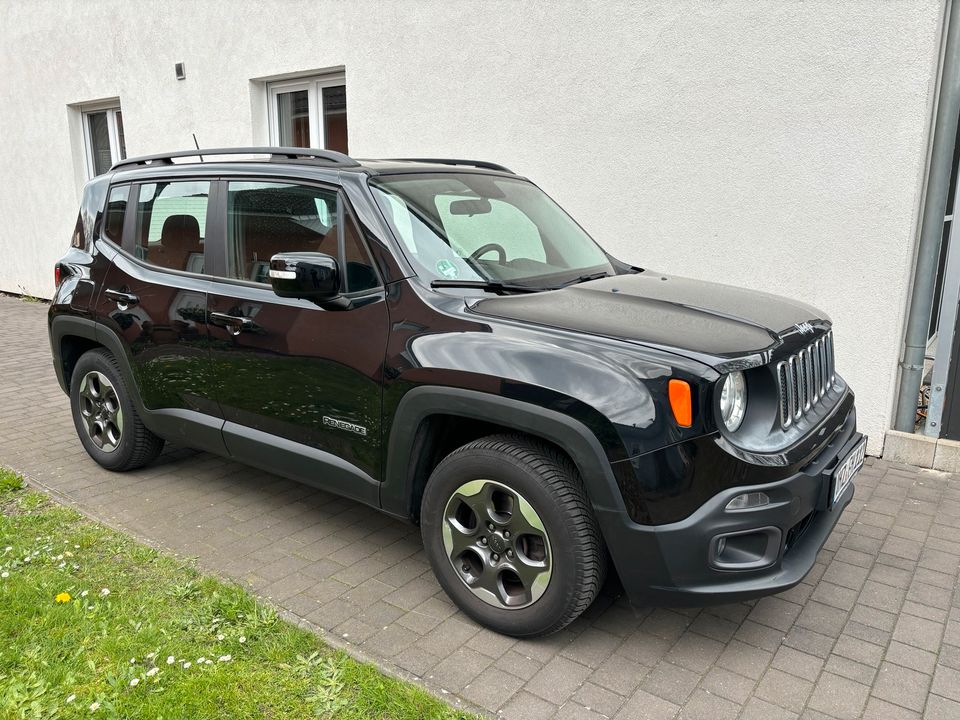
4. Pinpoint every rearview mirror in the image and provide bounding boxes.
[448,198,491,216]
[269,252,340,302]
